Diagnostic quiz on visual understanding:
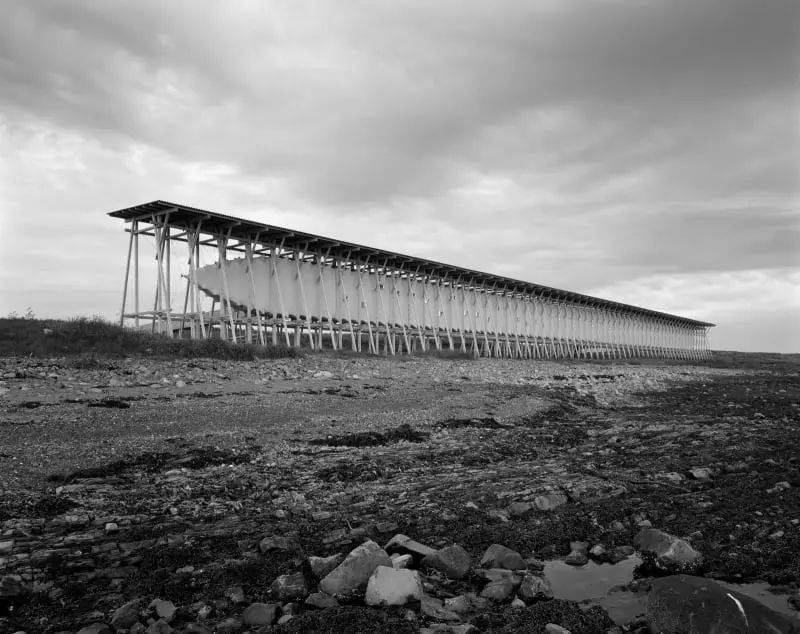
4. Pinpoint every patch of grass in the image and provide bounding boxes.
[0,317,299,360]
